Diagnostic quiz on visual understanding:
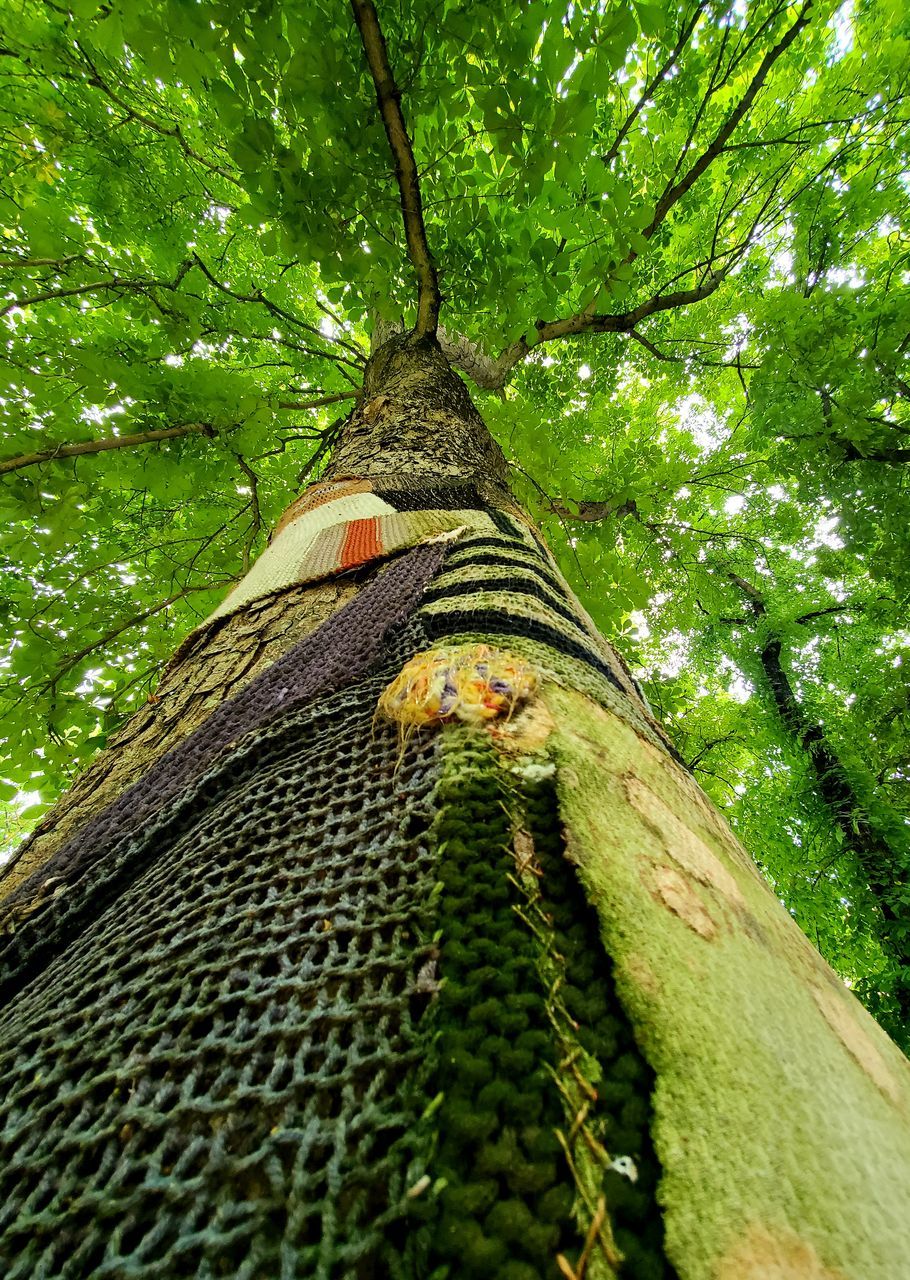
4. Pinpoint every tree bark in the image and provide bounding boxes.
[1,335,909,1280]
[726,575,910,1026]
[759,636,909,921]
